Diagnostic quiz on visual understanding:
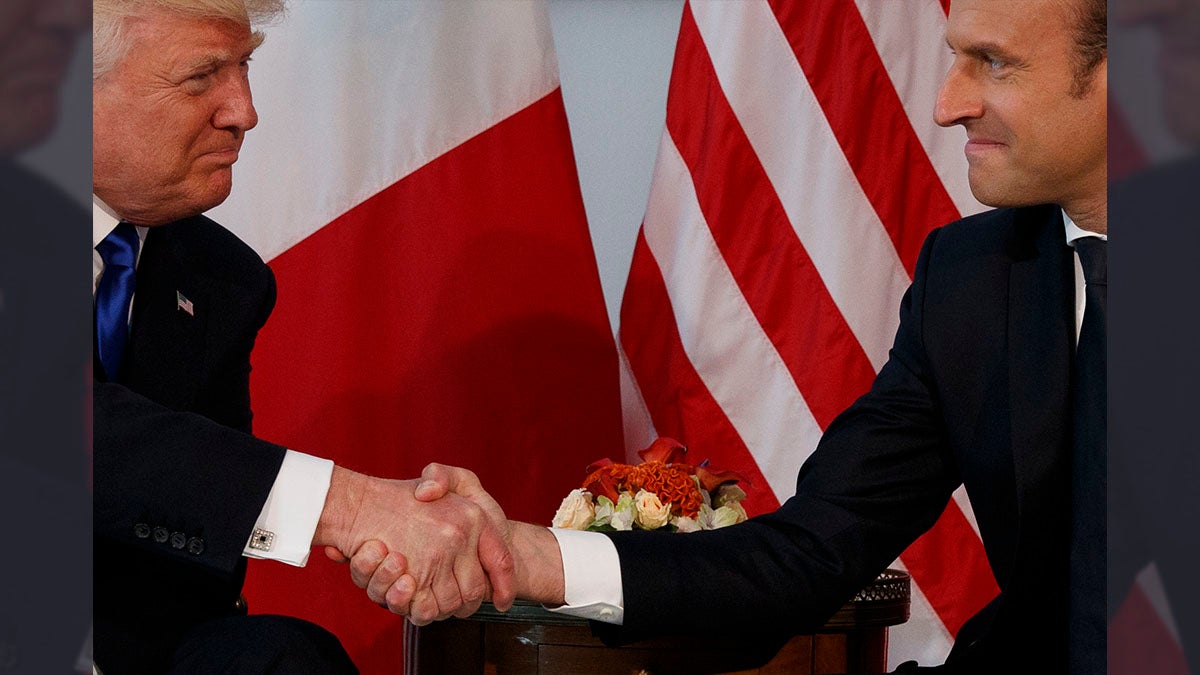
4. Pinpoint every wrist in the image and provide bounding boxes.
[313,465,368,554]
[510,522,565,606]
